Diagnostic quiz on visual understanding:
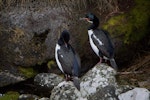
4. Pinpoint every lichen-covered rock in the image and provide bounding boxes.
[80,63,117,99]
[34,73,64,90]
[18,94,39,100]
[116,85,134,95]
[118,88,150,100]
[33,64,149,100]
[49,64,119,100]
[39,97,50,100]
[0,71,25,87]
[50,81,87,100]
